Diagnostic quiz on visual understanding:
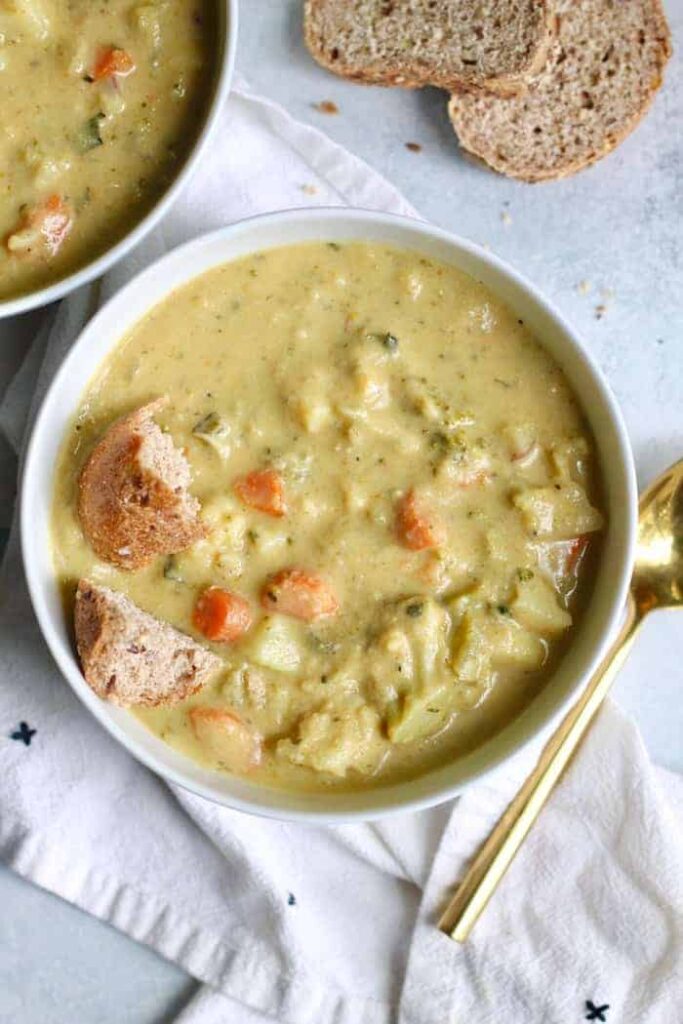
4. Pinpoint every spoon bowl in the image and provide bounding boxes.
[633,460,683,614]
